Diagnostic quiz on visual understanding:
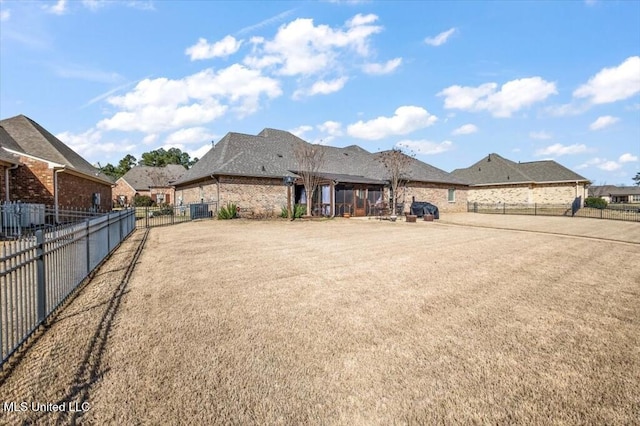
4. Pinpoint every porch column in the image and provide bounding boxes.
[330,181,335,217]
